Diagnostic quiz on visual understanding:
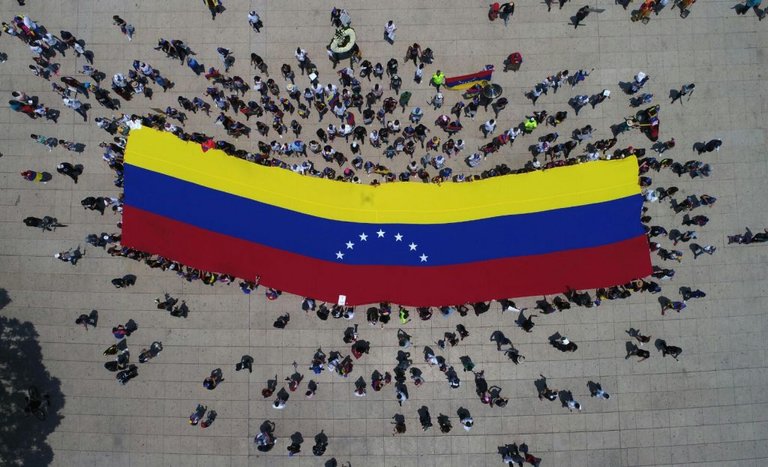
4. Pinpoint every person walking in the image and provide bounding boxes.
[56,162,83,183]
[248,11,263,31]
[236,355,254,373]
[112,16,135,41]
[203,368,224,390]
[384,21,397,44]
[690,243,716,259]
[413,63,425,84]
[699,138,722,154]
[671,83,695,104]
[431,70,446,91]
[573,6,591,28]
[482,119,497,138]
[589,381,610,399]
